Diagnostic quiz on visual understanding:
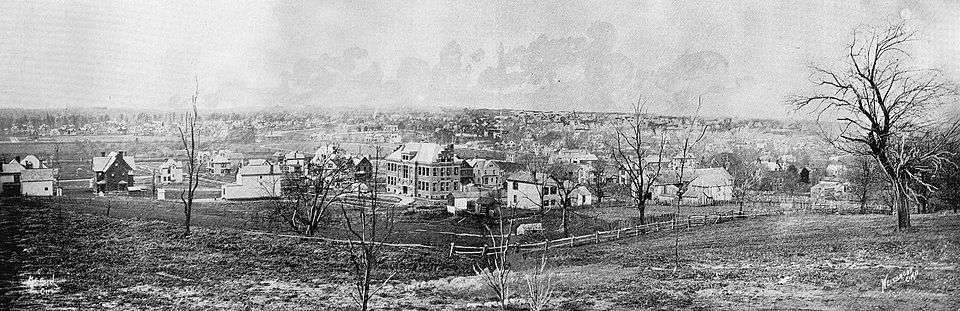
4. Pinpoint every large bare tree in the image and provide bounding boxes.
[178,79,201,236]
[792,22,959,230]
[267,147,350,236]
[341,147,396,311]
[613,98,667,225]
